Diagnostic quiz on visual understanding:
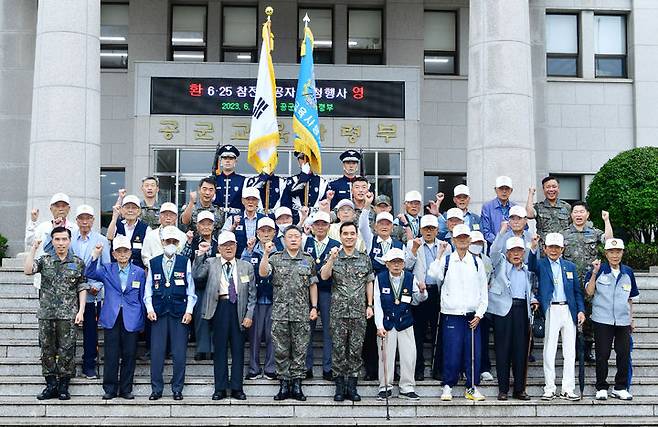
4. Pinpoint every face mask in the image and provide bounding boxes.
[164,244,177,257]
[469,244,483,255]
